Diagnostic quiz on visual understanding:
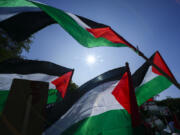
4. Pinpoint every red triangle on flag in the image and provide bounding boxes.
[112,71,141,127]
[112,72,131,114]
[152,51,175,80]
[51,71,73,98]
[86,27,128,44]
[147,98,154,102]
[86,27,135,49]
